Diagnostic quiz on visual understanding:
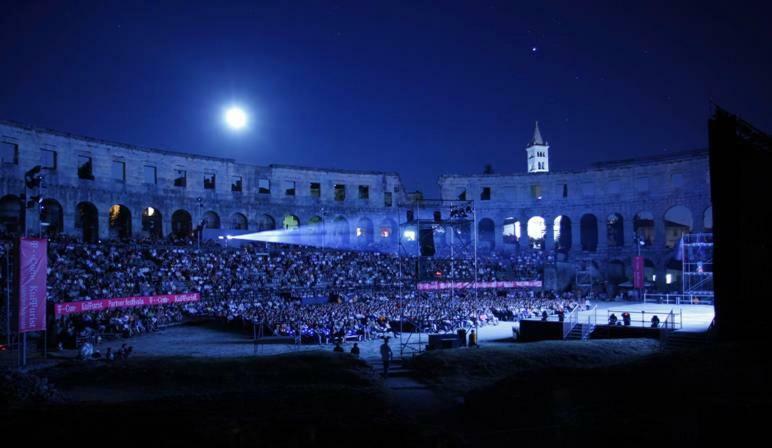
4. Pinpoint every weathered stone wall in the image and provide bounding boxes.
[439,150,712,290]
[0,121,406,240]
